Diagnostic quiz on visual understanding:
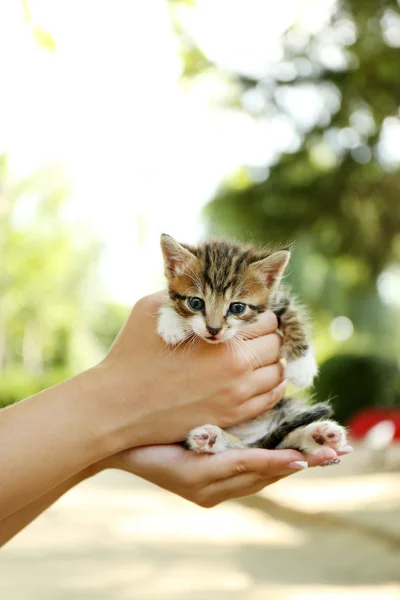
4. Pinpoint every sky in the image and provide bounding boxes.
[1,0,399,304]
[2,0,285,303]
